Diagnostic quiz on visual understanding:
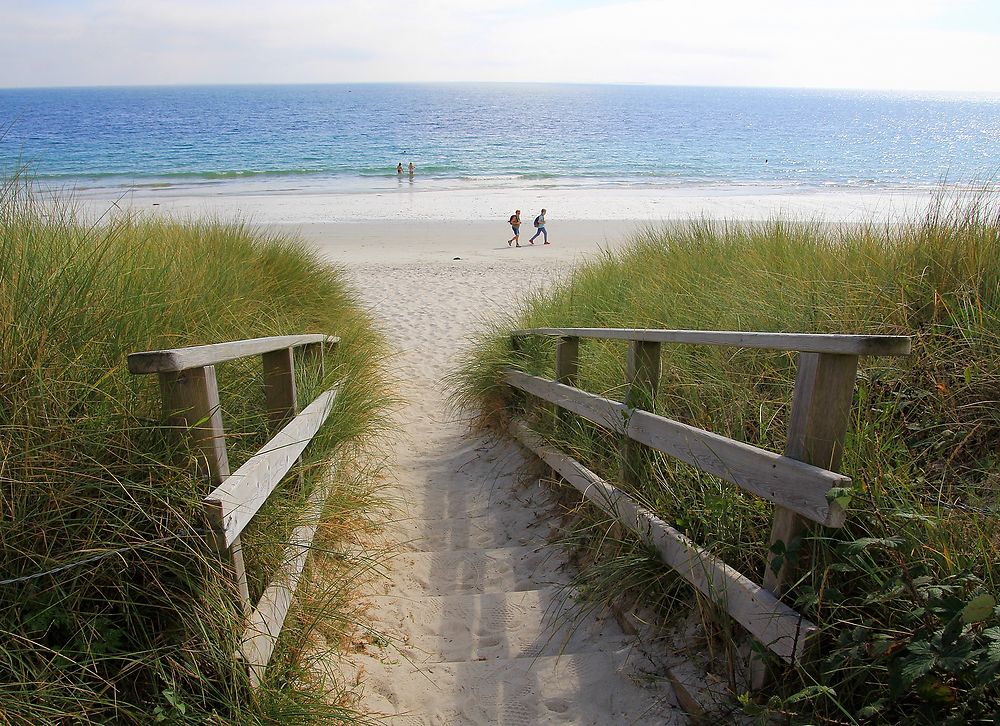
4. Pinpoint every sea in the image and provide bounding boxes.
[0,83,998,194]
